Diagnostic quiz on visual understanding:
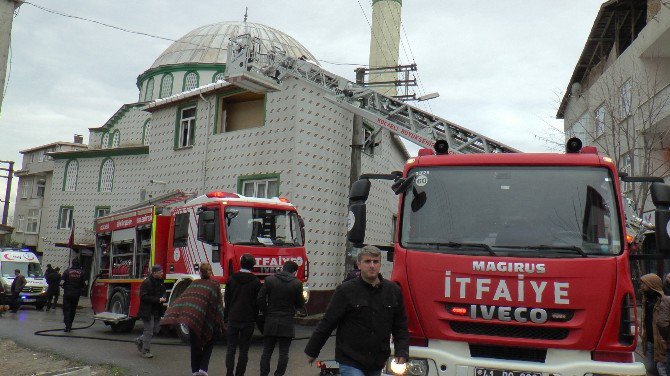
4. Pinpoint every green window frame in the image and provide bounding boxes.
[111,130,121,148]
[142,119,150,146]
[212,71,225,83]
[63,159,78,191]
[98,157,115,192]
[57,206,74,229]
[174,103,197,149]
[94,206,111,218]
[182,71,200,92]
[101,132,110,149]
[159,73,174,98]
[144,77,154,101]
[237,173,280,198]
